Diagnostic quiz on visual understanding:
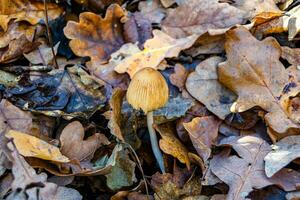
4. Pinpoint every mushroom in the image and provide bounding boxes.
[126,68,168,173]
